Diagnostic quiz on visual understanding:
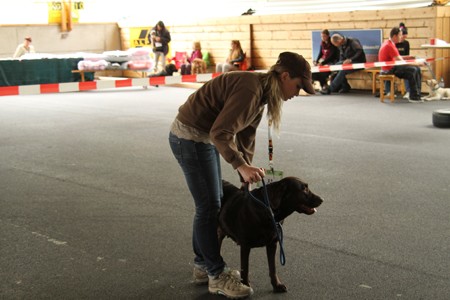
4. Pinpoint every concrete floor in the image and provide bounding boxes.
[1,86,449,299]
